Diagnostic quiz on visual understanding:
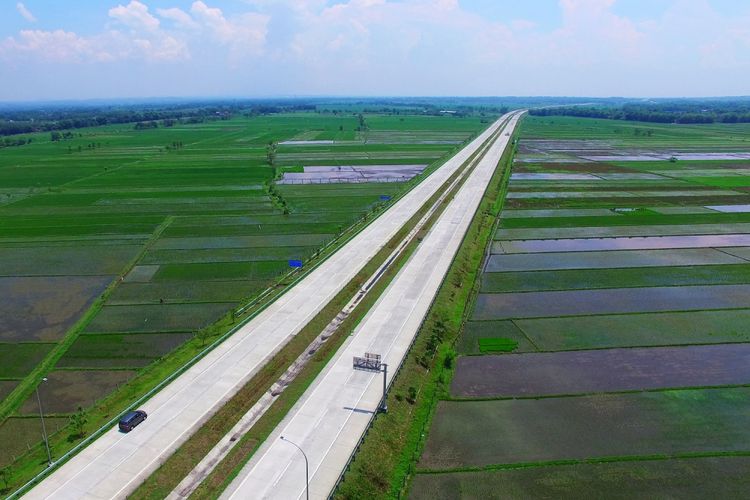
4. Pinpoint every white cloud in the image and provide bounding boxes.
[131,34,189,61]
[157,7,199,29]
[190,1,268,56]
[2,0,750,98]
[0,27,188,64]
[109,1,160,32]
[16,2,37,23]
[1,29,112,62]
